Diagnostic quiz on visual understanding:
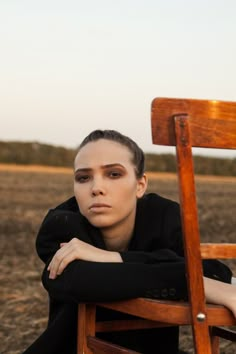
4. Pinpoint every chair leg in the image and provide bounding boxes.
[77,304,96,354]
[77,304,88,354]
[210,327,220,354]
